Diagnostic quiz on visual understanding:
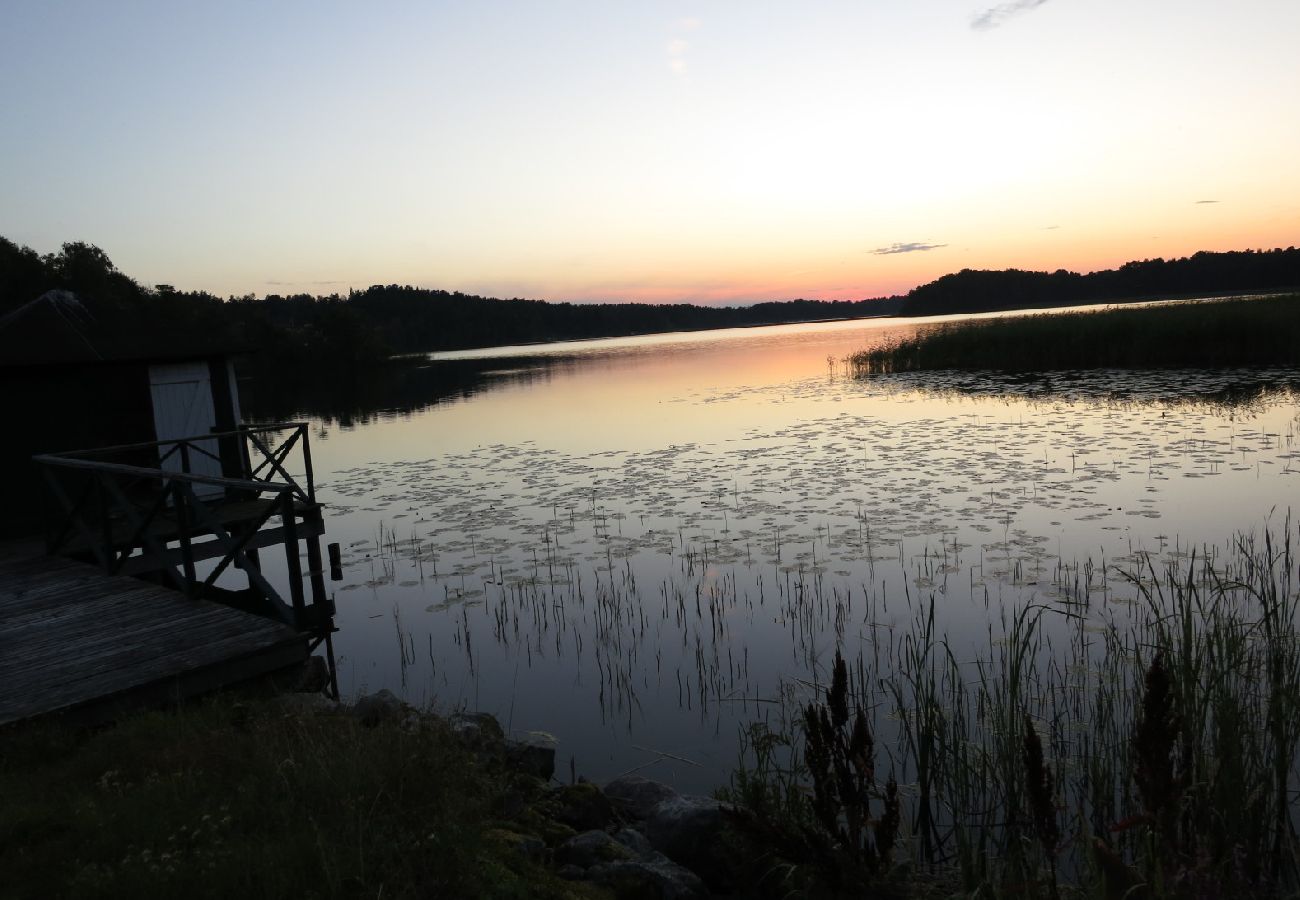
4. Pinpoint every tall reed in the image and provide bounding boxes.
[726,517,1300,897]
[849,294,1300,373]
